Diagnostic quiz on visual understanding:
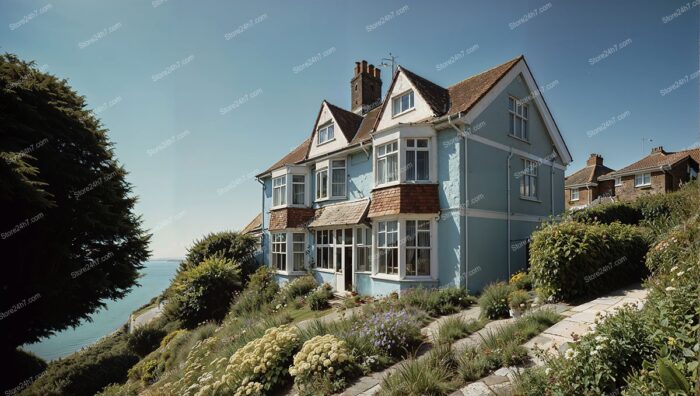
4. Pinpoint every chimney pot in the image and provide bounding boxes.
[361,60,368,73]
[354,62,361,75]
[368,64,375,76]
[374,68,381,78]
[651,146,665,154]
[587,153,603,166]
